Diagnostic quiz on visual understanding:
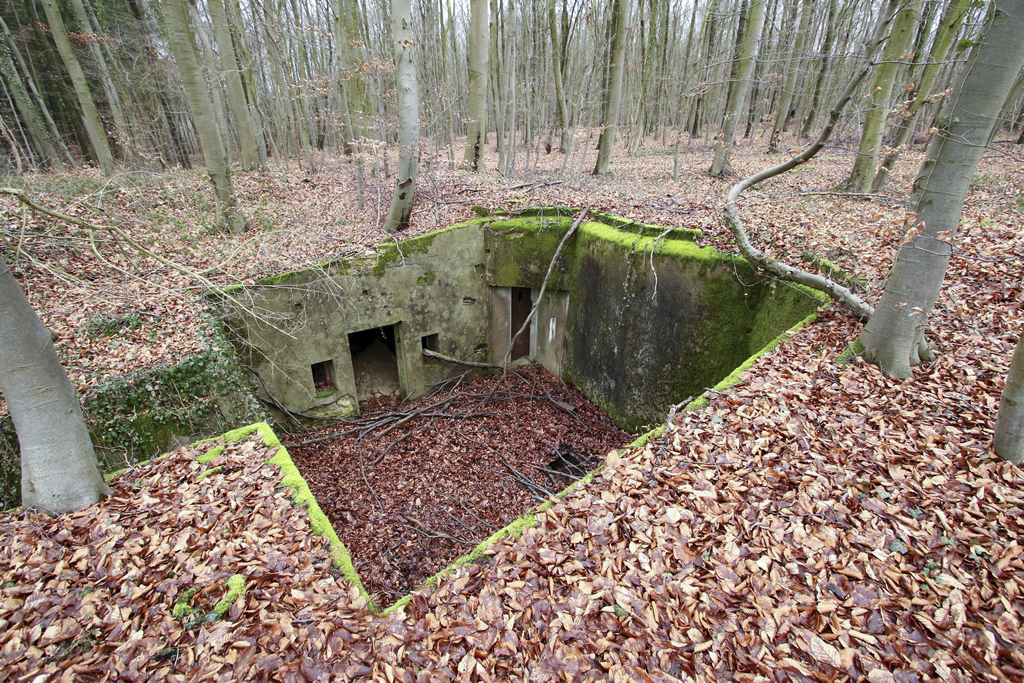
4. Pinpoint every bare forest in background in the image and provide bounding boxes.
[2,0,1019,189]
